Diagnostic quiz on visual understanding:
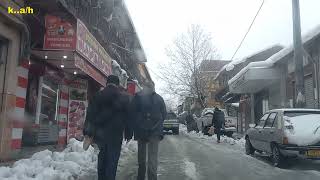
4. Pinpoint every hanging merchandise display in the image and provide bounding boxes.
[67,78,88,141]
